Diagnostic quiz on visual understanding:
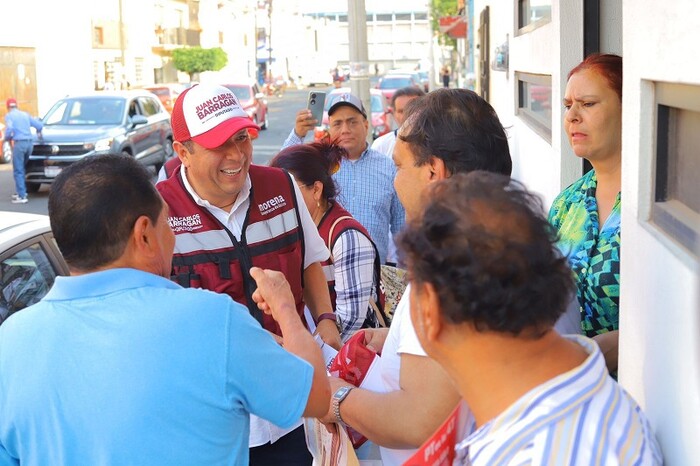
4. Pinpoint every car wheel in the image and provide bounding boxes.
[261,111,269,130]
[26,182,41,193]
[1,141,11,164]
